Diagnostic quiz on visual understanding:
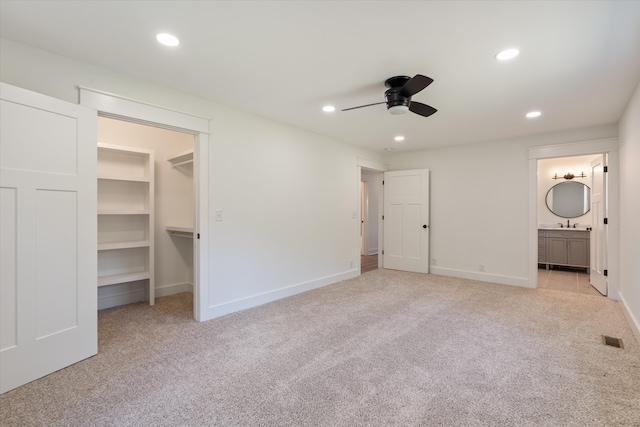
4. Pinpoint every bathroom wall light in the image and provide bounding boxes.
[552,170,586,180]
